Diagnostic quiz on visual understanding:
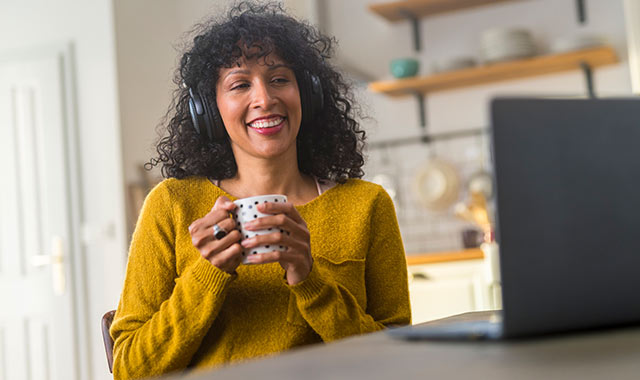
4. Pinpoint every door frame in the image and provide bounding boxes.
[624,0,640,94]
